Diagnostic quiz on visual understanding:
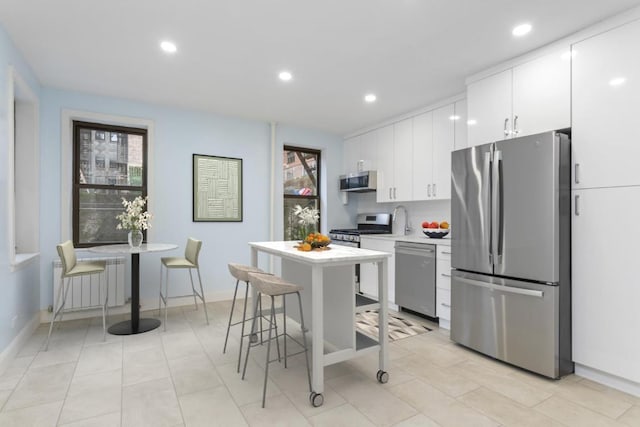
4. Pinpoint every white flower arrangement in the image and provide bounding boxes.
[293,204,319,240]
[116,196,152,231]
